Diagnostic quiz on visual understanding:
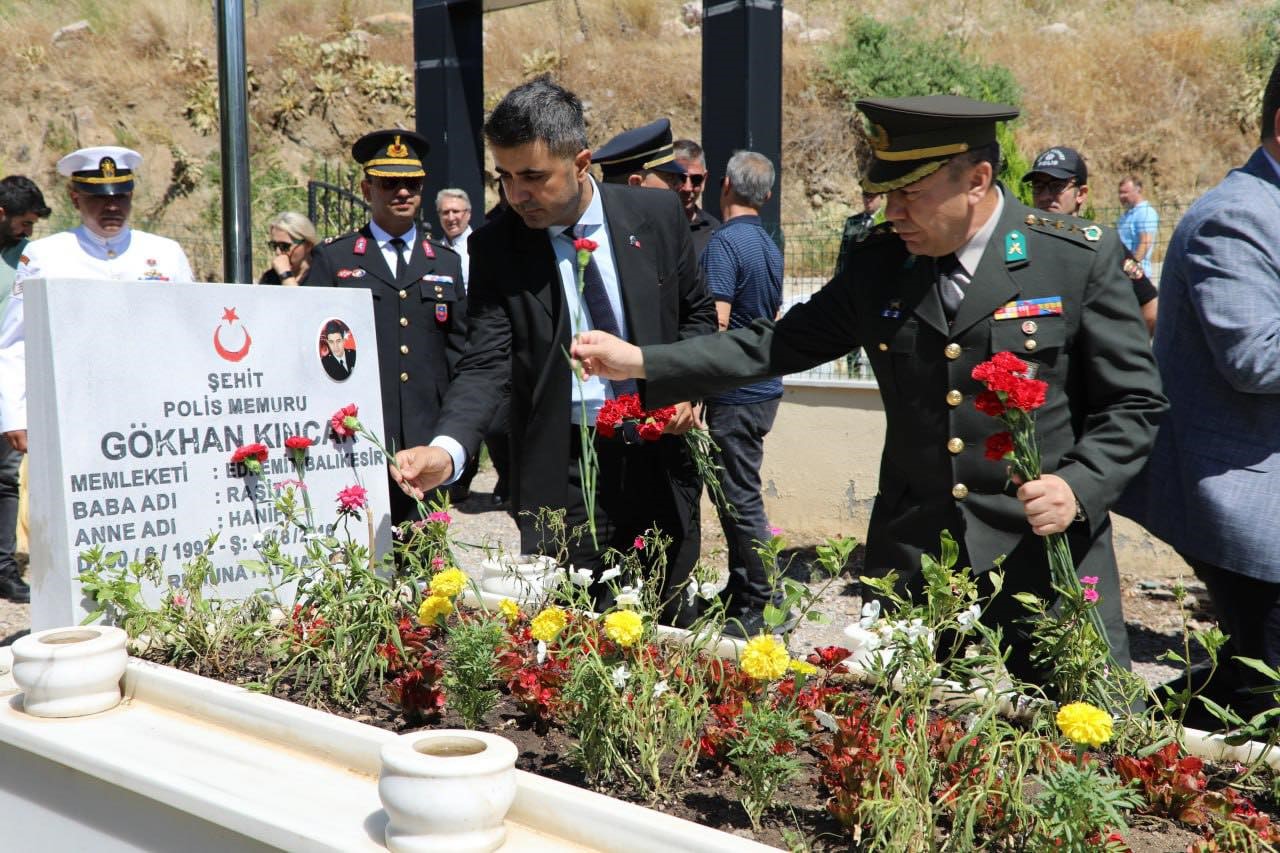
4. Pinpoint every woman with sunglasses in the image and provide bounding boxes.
[259,211,318,285]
